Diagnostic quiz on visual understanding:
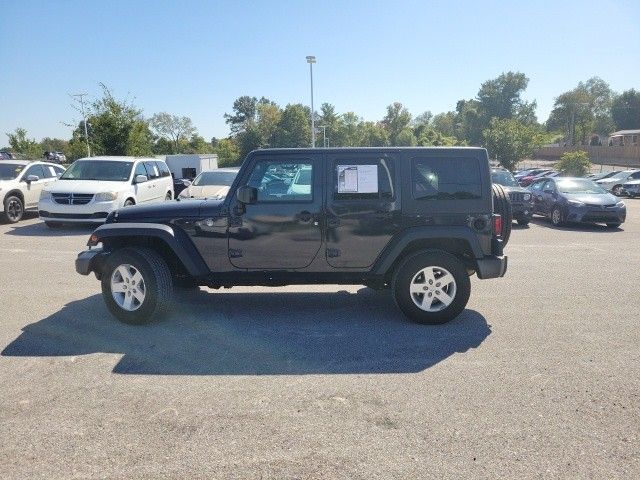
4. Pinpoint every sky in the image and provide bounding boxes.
[1,0,639,143]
